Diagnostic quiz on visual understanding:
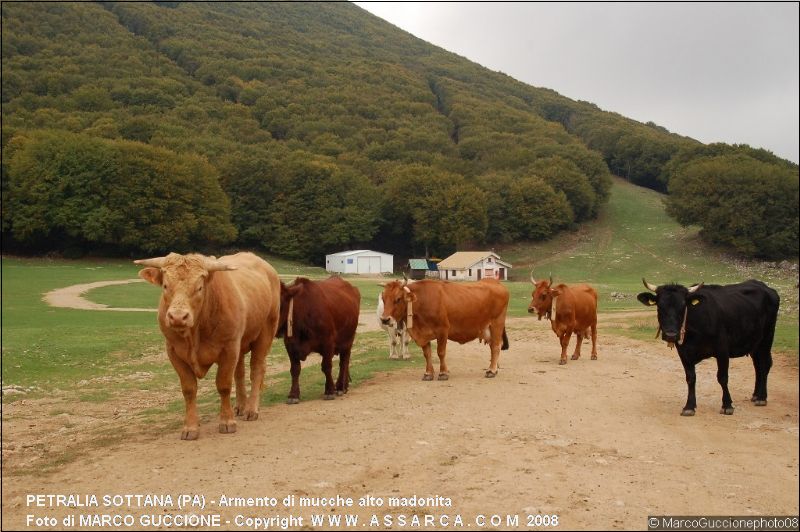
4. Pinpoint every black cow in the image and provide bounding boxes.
[637,279,779,416]
[276,277,360,404]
